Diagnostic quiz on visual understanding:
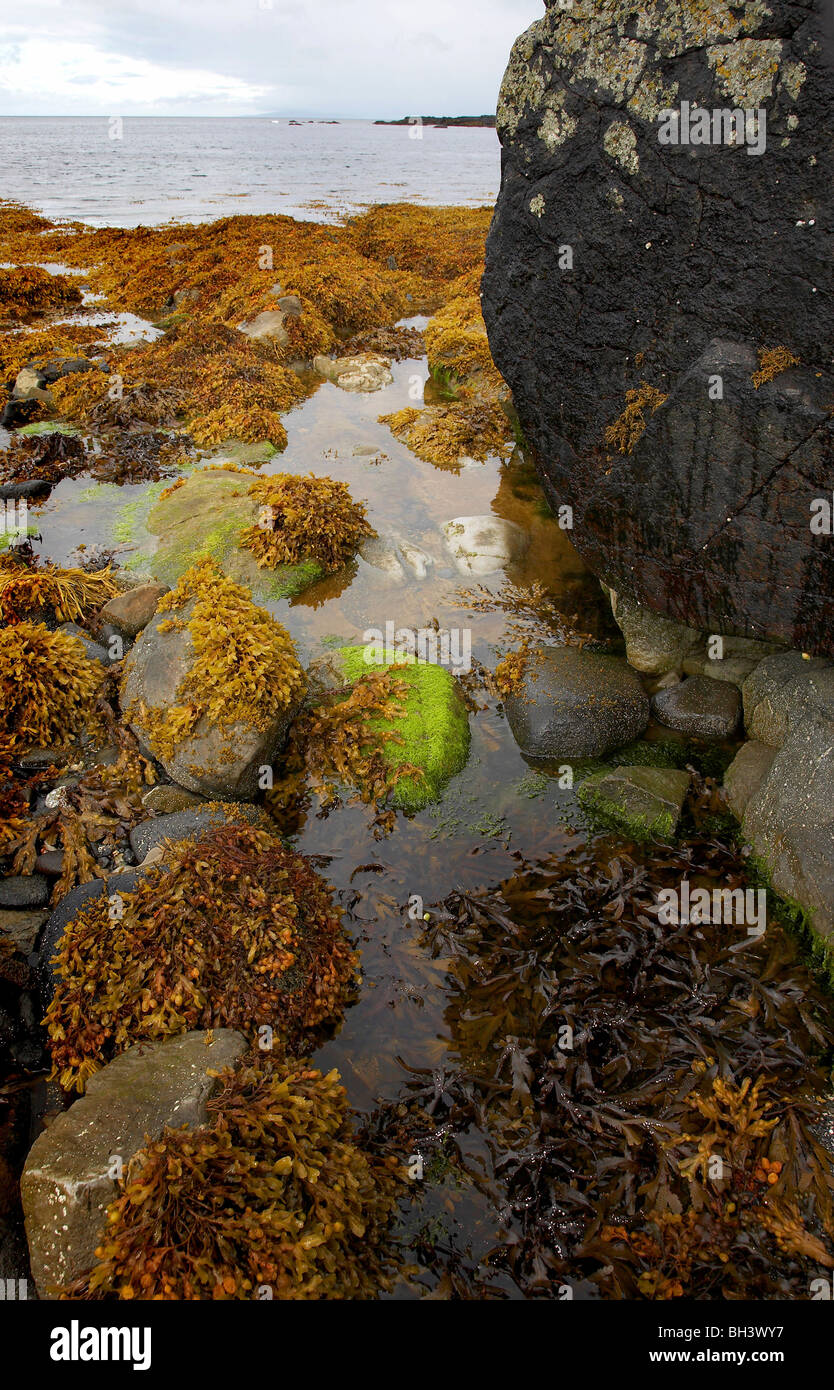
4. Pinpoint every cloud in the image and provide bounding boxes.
[0,1,543,117]
[0,38,275,114]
